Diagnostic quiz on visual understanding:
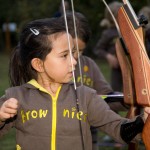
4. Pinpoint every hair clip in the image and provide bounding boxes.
[30,28,39,35]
